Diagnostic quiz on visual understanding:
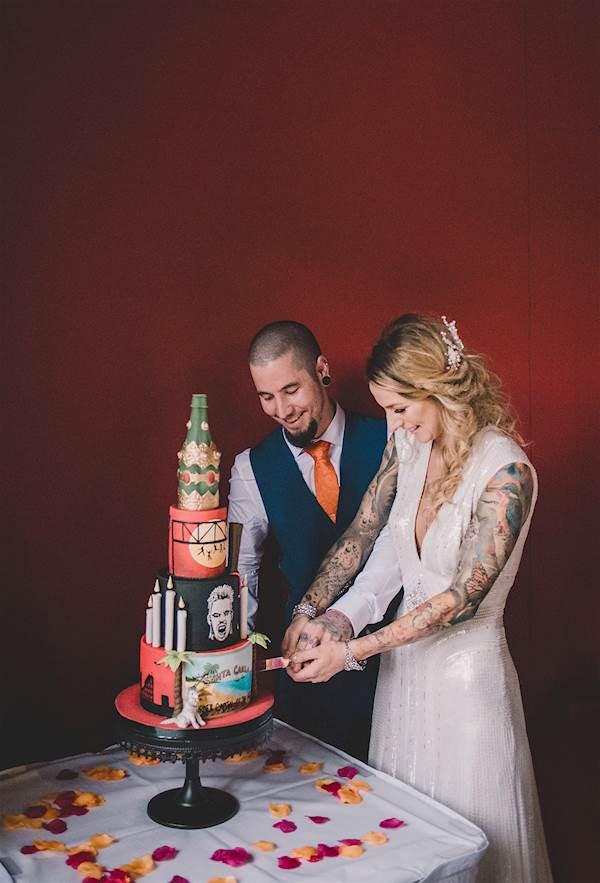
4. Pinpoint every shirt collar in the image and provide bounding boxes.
[283,403,346,458]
